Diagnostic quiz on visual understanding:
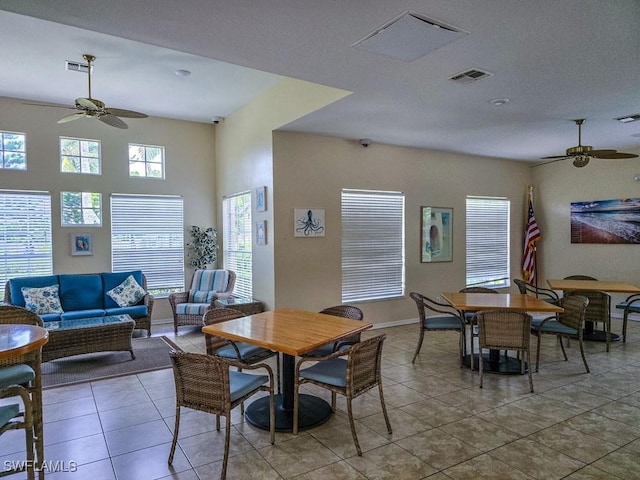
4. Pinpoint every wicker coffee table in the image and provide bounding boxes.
[43,314,135,362]
[214,297,264,315]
